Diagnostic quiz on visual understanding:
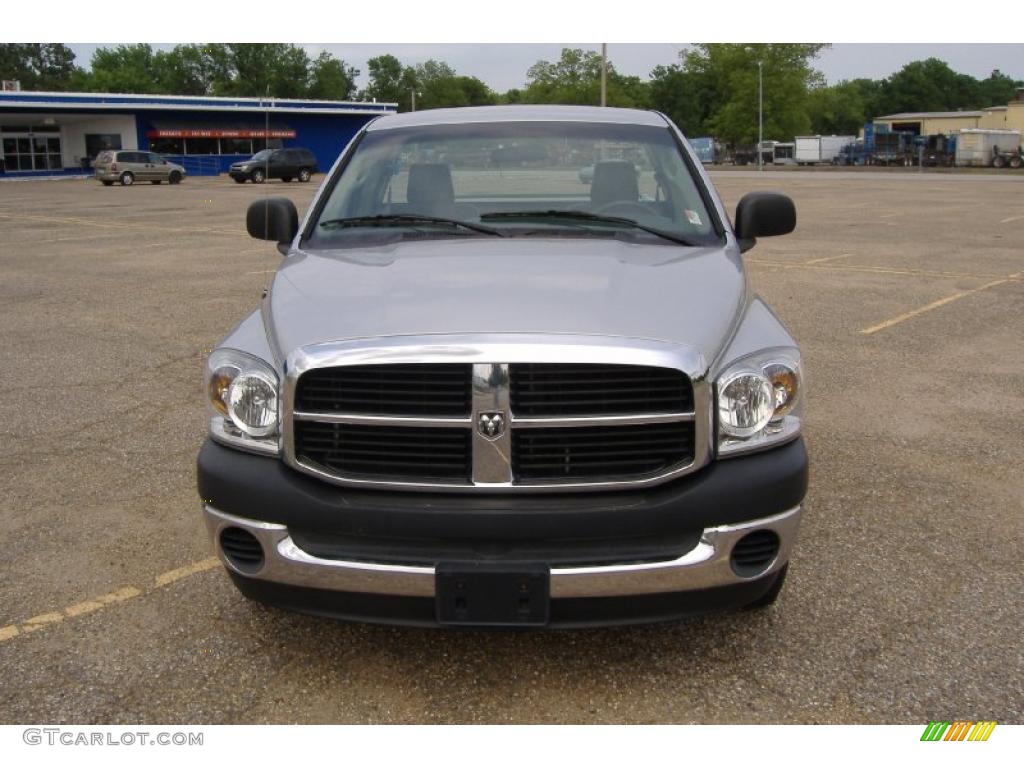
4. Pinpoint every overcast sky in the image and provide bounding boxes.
[66,43,1024,92]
